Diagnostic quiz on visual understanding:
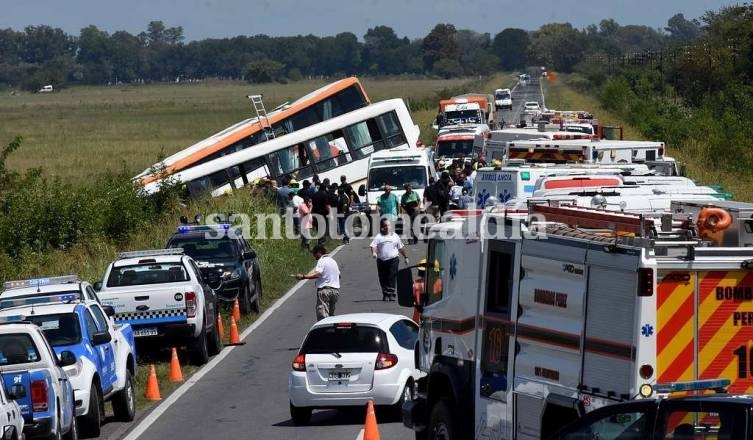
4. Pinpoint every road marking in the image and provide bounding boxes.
[122,245,345,440]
